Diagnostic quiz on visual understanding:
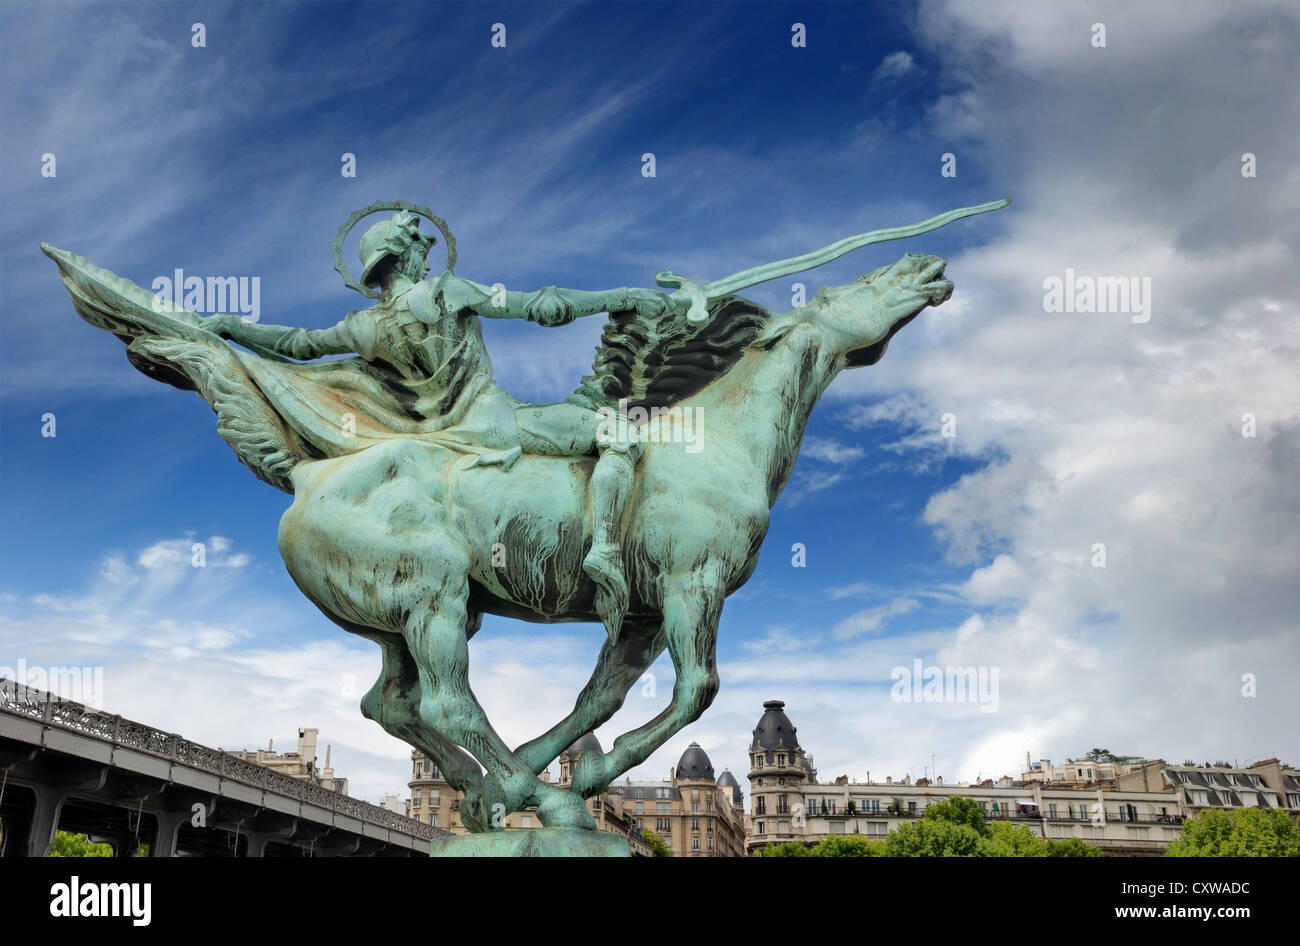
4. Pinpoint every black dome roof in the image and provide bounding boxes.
[752,700,799,751]
[563,733,602,758]
[716,768,743,804]
[676,742,715,780]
